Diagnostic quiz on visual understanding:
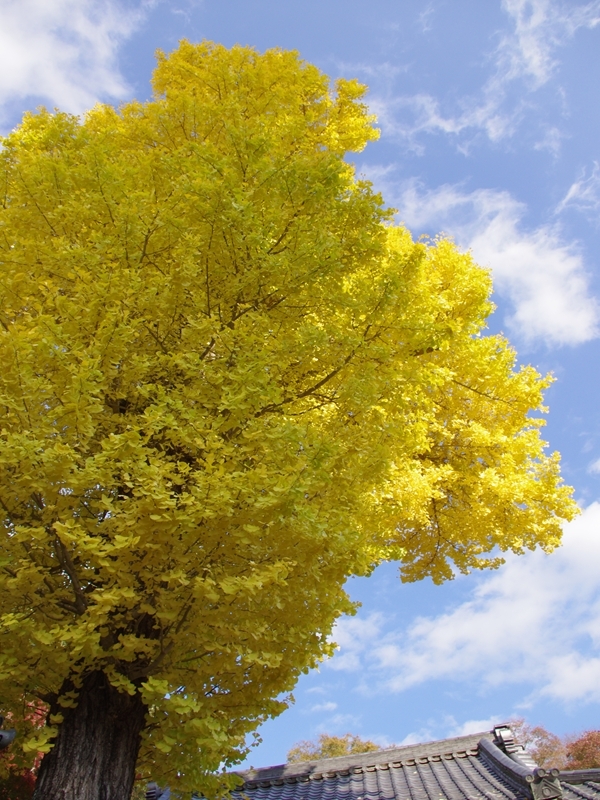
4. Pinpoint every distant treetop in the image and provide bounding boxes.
[287,733,384,763]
